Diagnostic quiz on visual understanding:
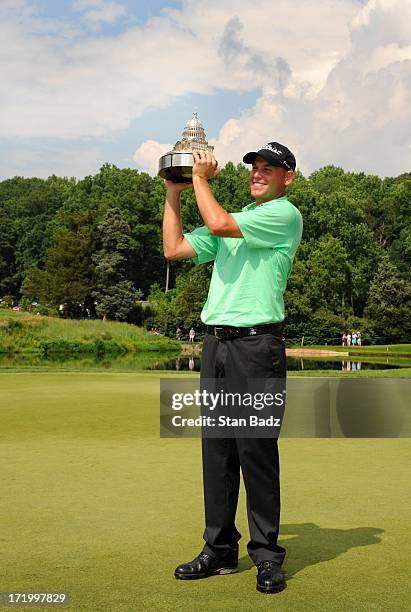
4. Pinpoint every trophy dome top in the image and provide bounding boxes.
[159,111,215,180]
[172,112,214,153]
[185,112,203,129]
